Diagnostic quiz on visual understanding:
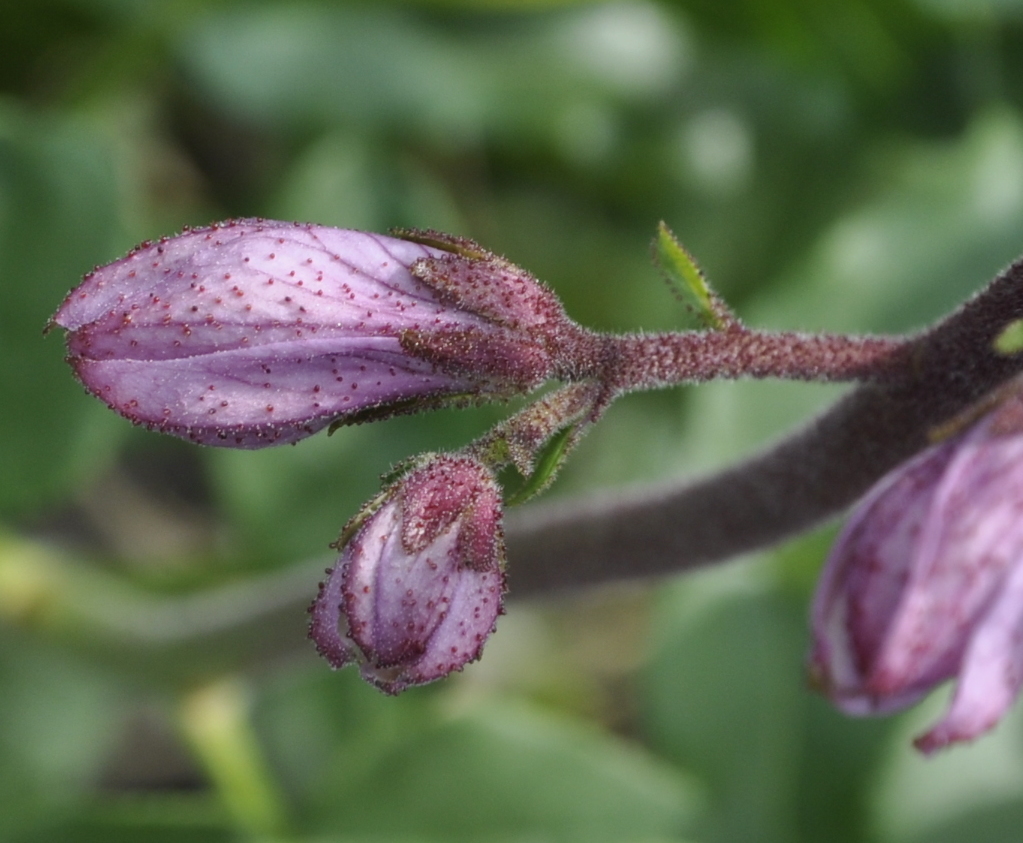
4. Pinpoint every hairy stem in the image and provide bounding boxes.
[469,381,603,474]
[506,255,1023,595]
[603,328,906,392]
